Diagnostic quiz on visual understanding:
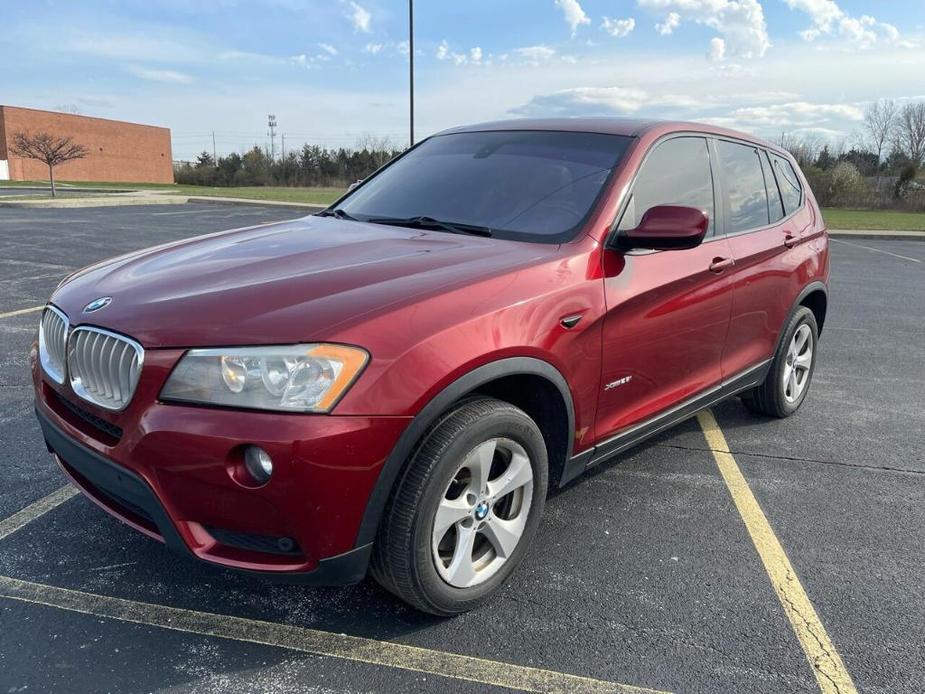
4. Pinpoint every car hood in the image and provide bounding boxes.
[51,216,556,348]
